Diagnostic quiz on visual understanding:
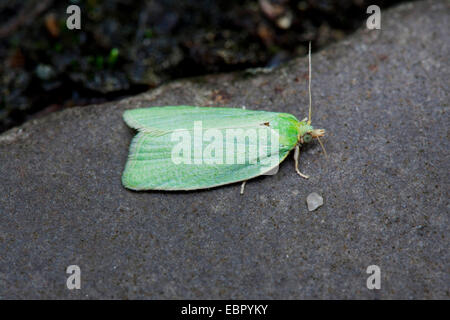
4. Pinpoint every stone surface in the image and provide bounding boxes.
[0,0,448,299]
[307,193,324,212]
